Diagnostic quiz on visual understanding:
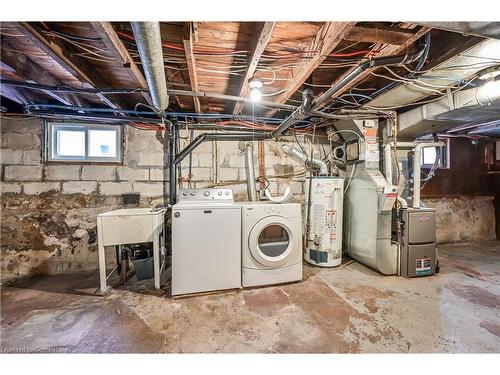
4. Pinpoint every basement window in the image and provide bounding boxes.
[46,123,122,163]
[420,139,449,169]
